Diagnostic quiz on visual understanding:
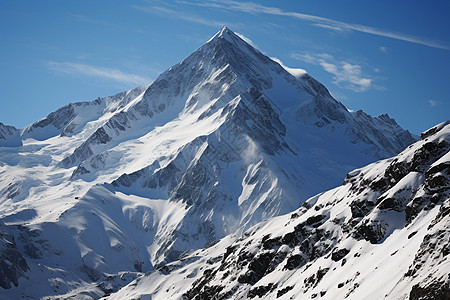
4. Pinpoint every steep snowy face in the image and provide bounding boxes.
[58,27,299,168]
[108,121,449,300]
[0,27,419,299]
[59,27,414,171]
